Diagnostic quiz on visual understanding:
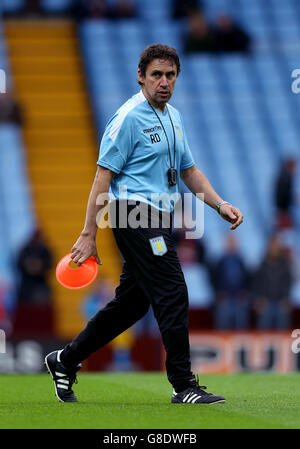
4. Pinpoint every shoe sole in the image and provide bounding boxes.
[44,351,69,403]
[172,399,226,405]
[208,399,226,405]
